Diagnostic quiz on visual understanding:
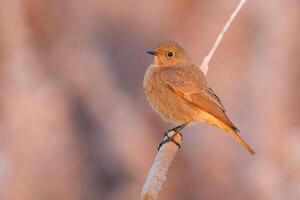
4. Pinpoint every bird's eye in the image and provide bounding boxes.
[167,51,174,57]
